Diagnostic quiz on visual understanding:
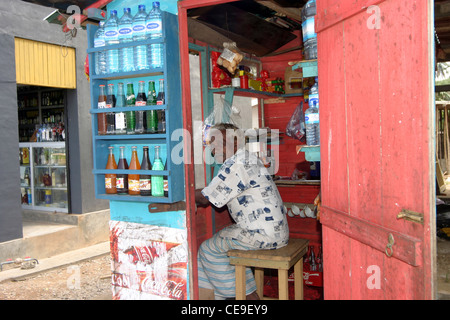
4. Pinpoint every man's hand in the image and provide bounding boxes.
[195,189,210,207]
